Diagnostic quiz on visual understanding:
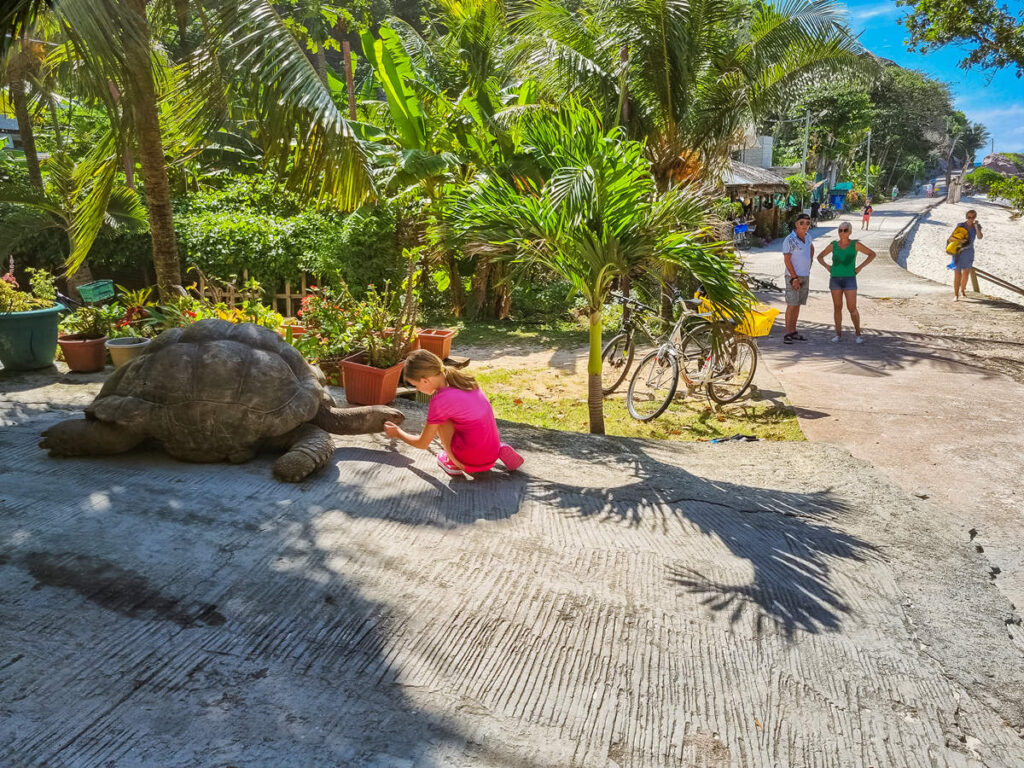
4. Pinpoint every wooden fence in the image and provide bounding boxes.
[190,267,312,318]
